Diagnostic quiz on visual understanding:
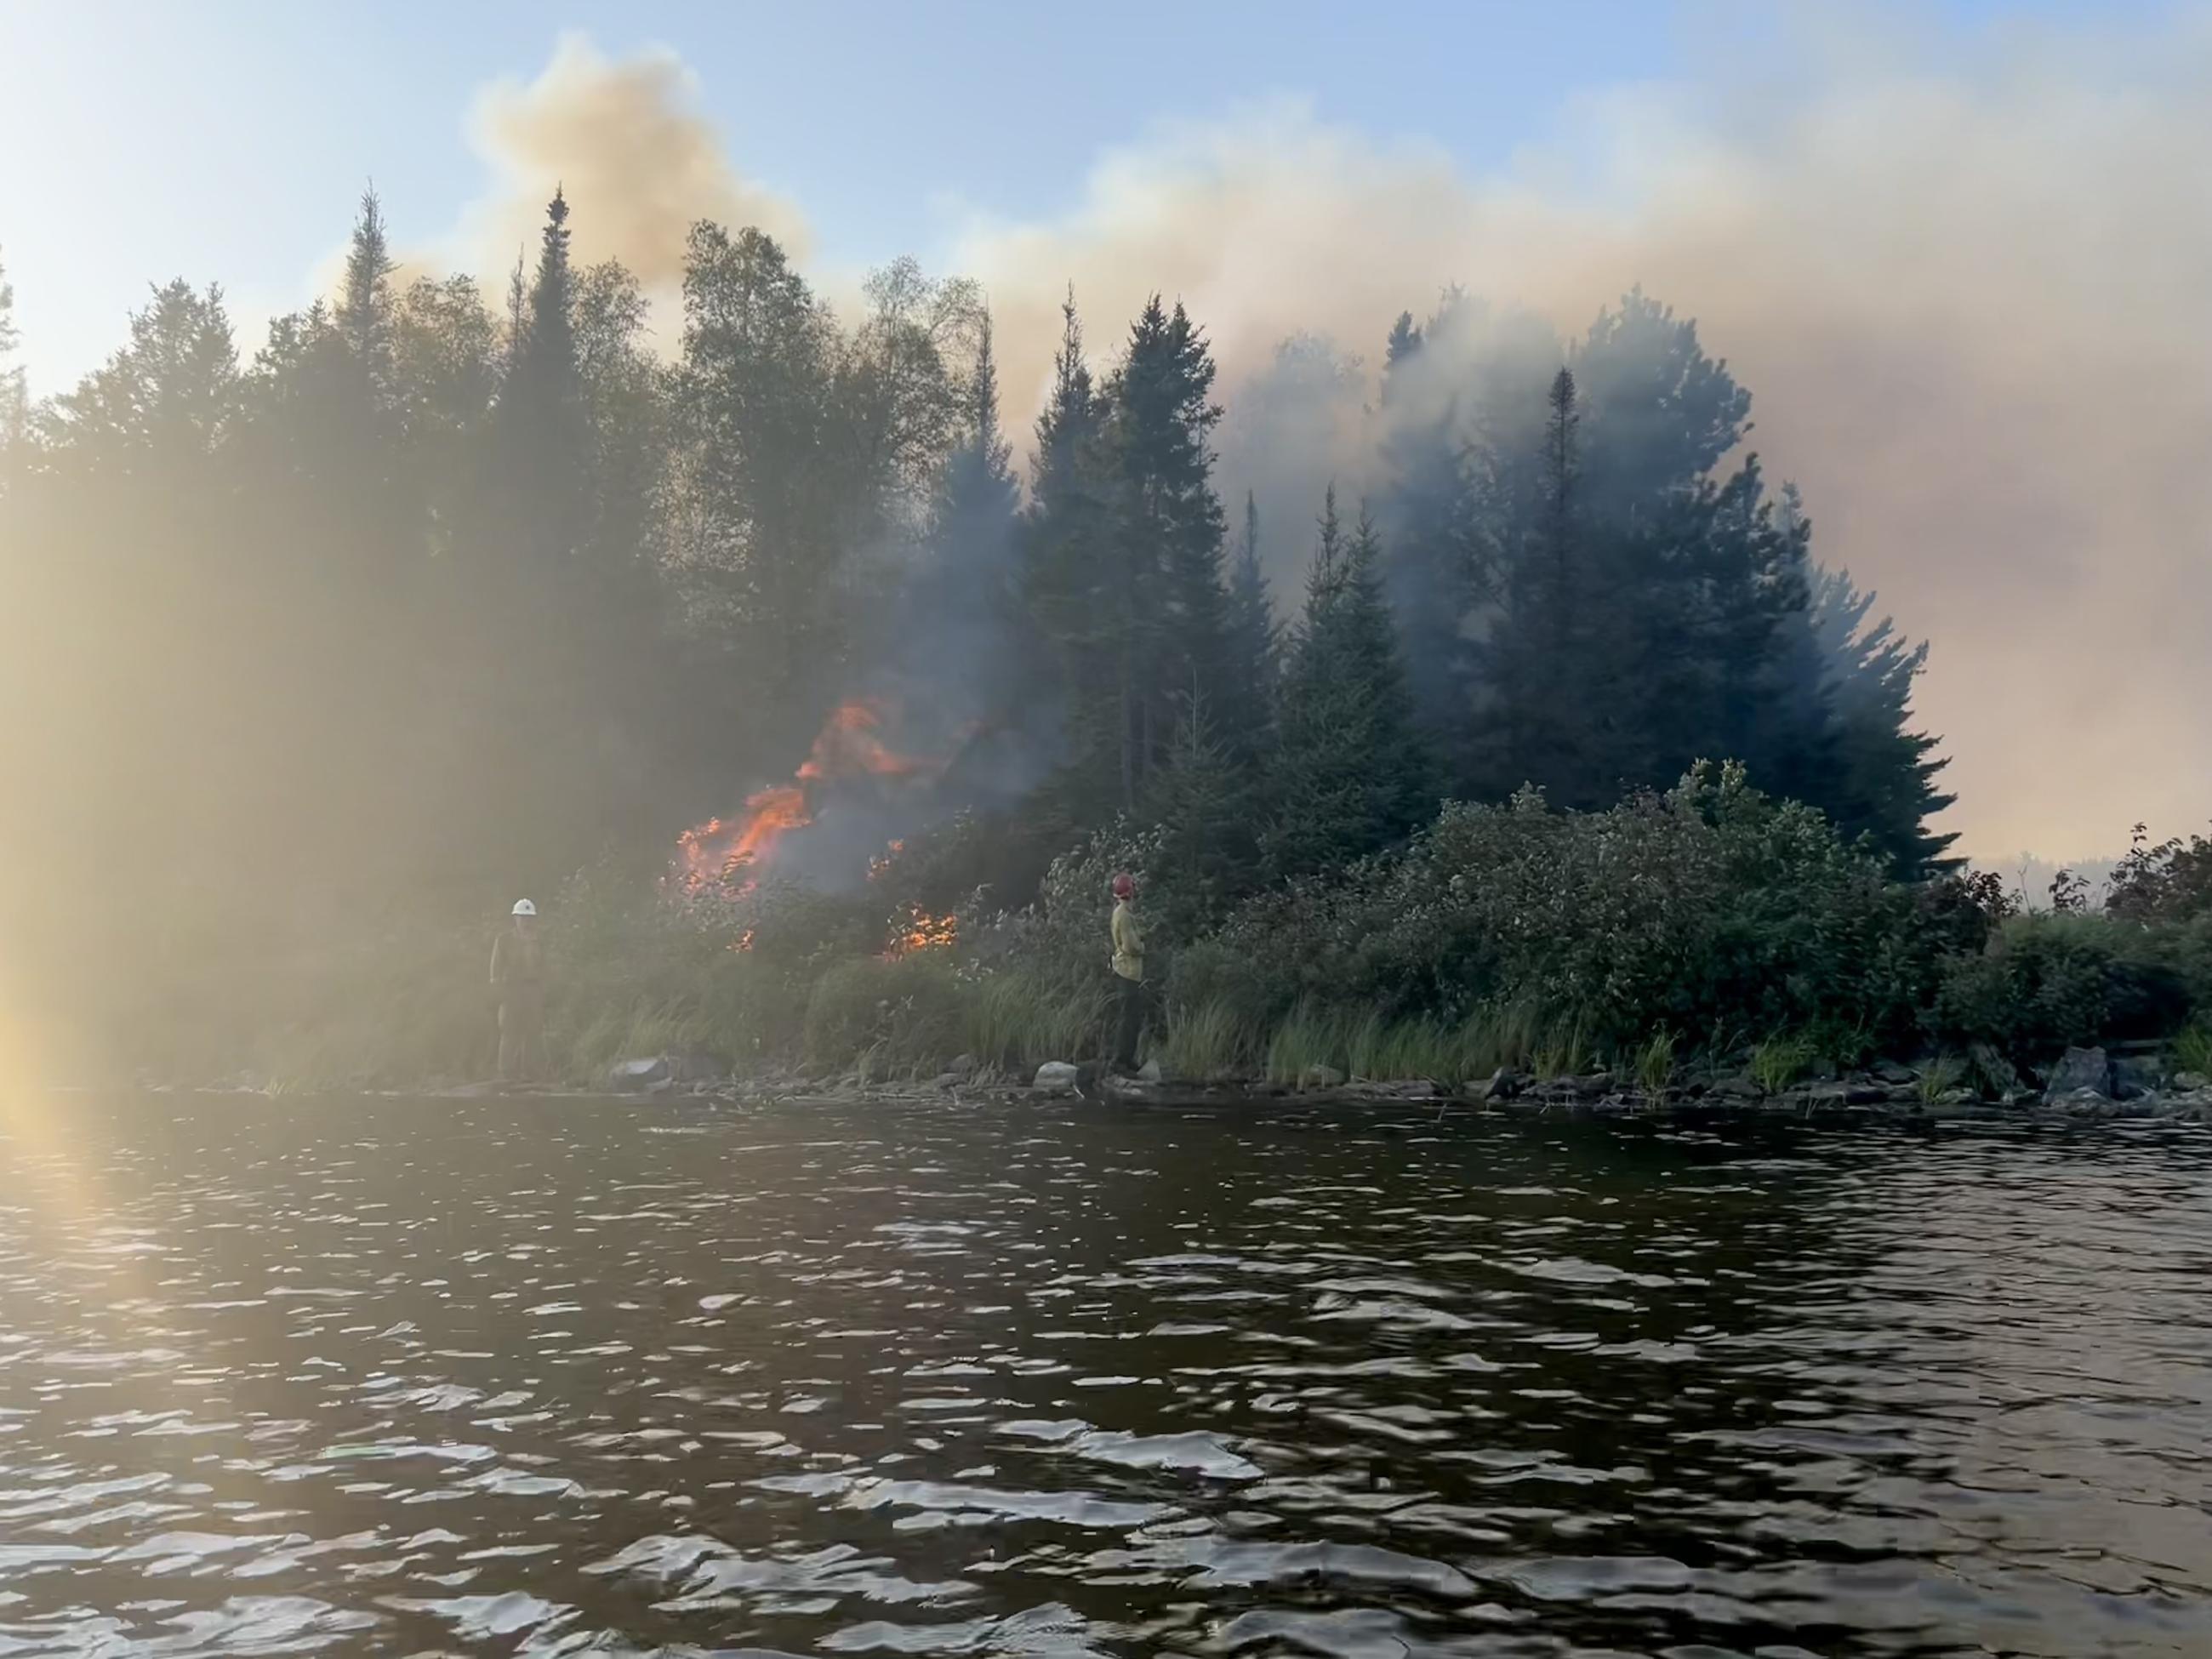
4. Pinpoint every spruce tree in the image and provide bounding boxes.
[1263,488,1434,880]
[494,188,591,567]
[1020,288,1121,815]
[335,185,395,399]
[1142,681,1259,934]
[1374,305,1479,784]
[1102,296,1235,795]
[1221,489,1279,750]
[1809,561,1959,873]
